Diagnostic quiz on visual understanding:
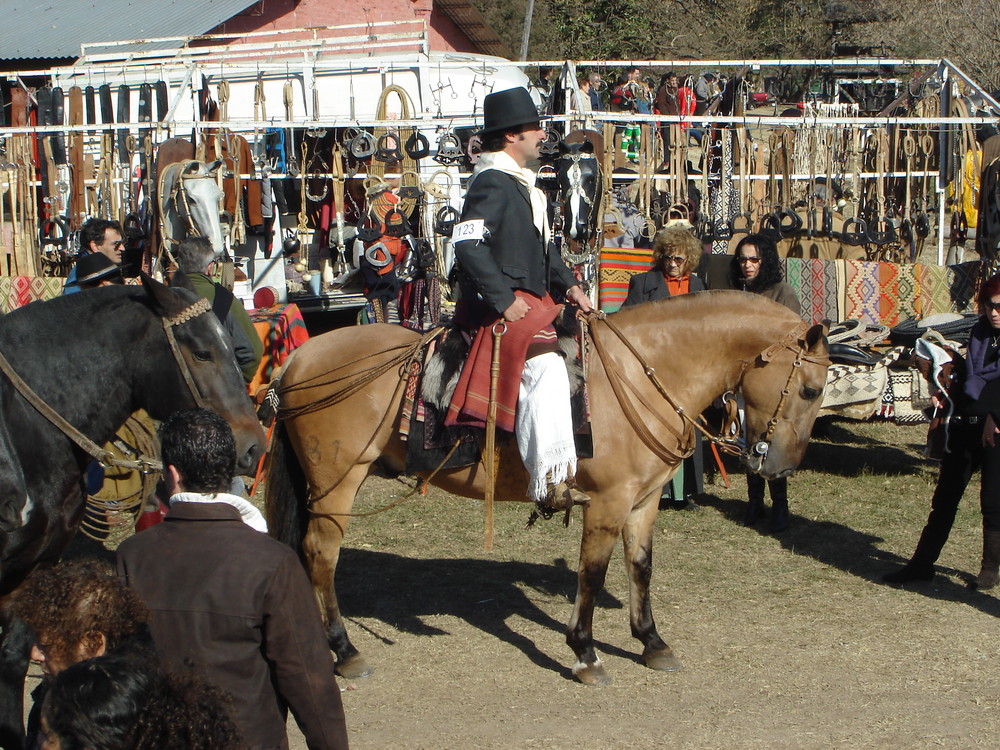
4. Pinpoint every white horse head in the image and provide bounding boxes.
[159,159,225,257]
